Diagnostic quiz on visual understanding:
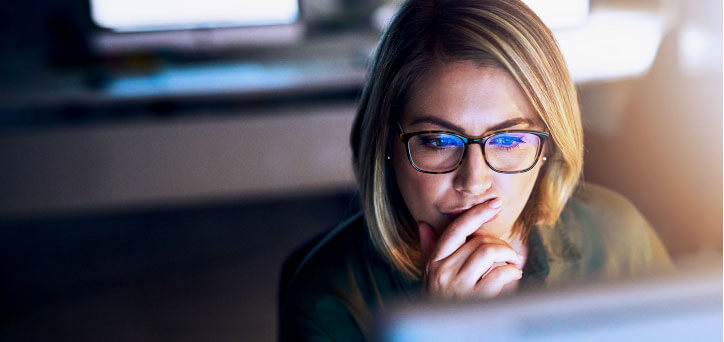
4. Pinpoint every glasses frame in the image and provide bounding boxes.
[398,129,550,174]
